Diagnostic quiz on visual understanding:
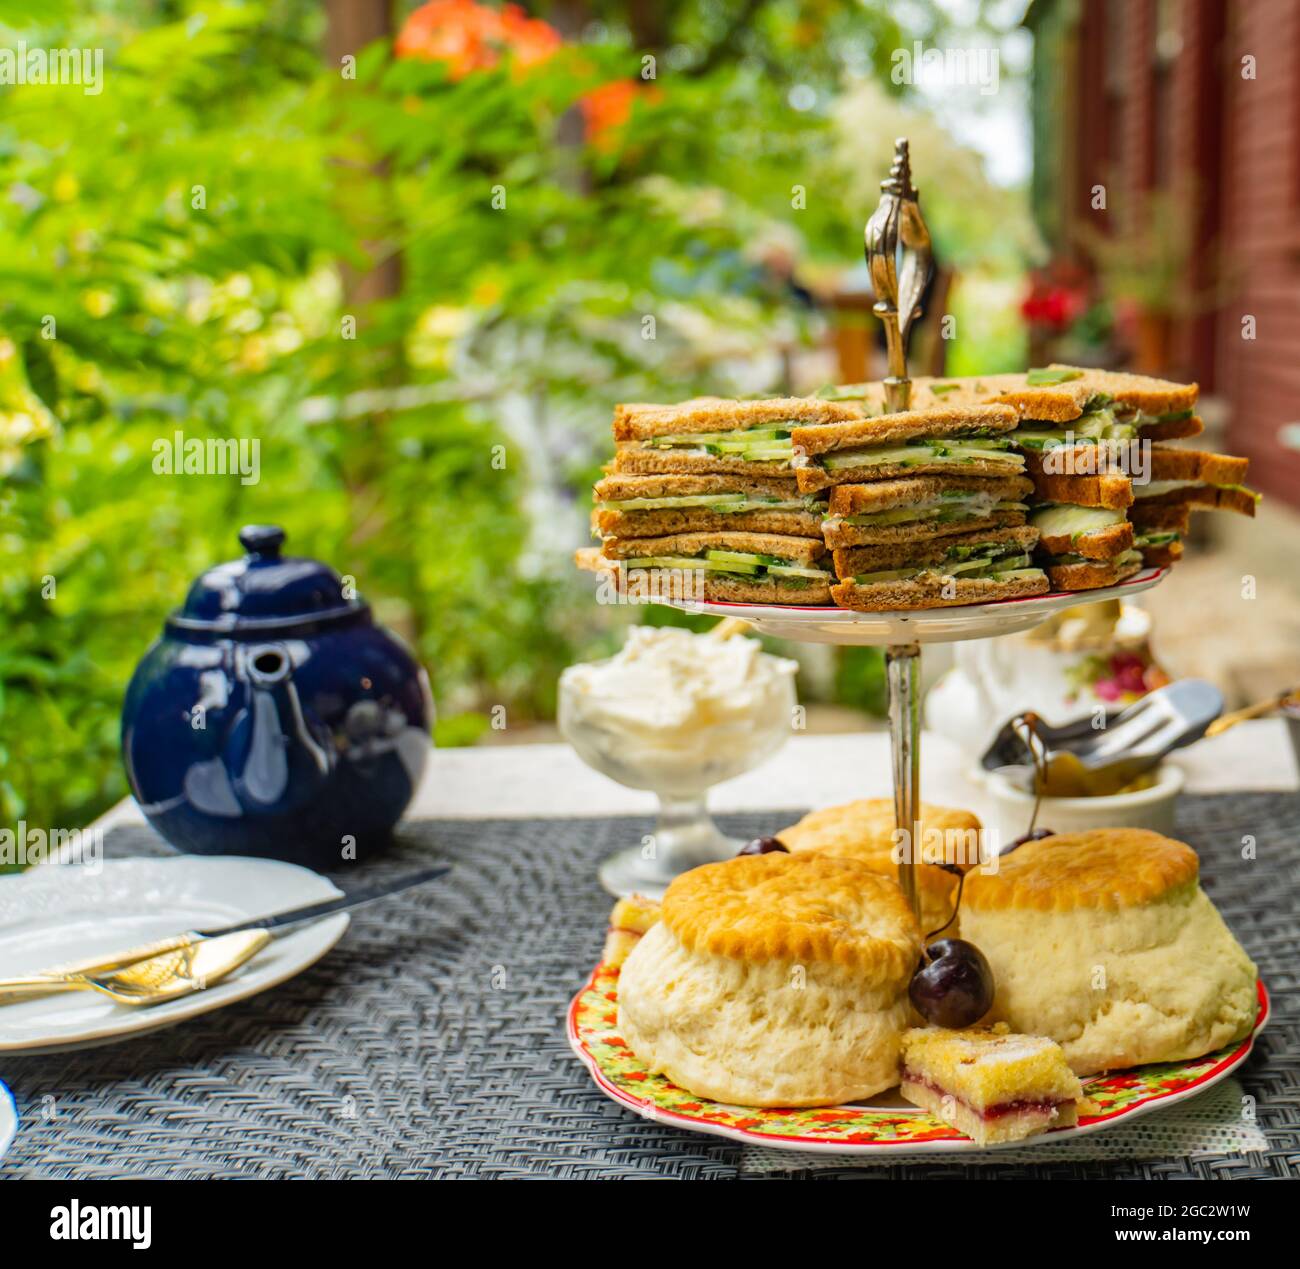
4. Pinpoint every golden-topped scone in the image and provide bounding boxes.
[618,852,923,1107]
[779,798,982,934]
[962,829,1258,1076]
[662,851,920,976]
